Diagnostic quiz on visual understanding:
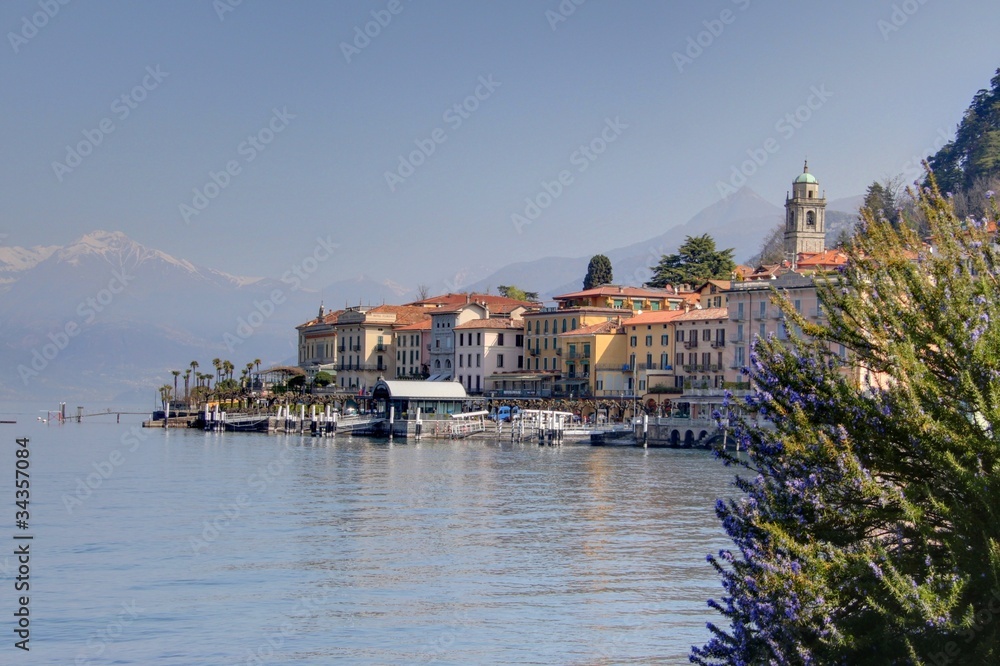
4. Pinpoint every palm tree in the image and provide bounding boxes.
[189,360,199,385]
[159,385,172,410]
[183,369,191,402]
[223,360,234,382]
[212,358,222,385]
[245,362,254,390]
[171,370,180,399]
